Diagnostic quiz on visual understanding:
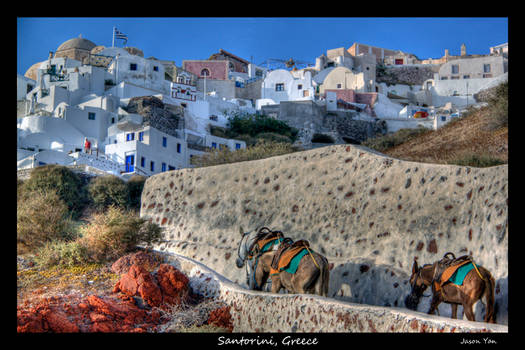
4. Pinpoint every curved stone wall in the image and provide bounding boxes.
[164,252,507,333]
[140,144,508,325]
